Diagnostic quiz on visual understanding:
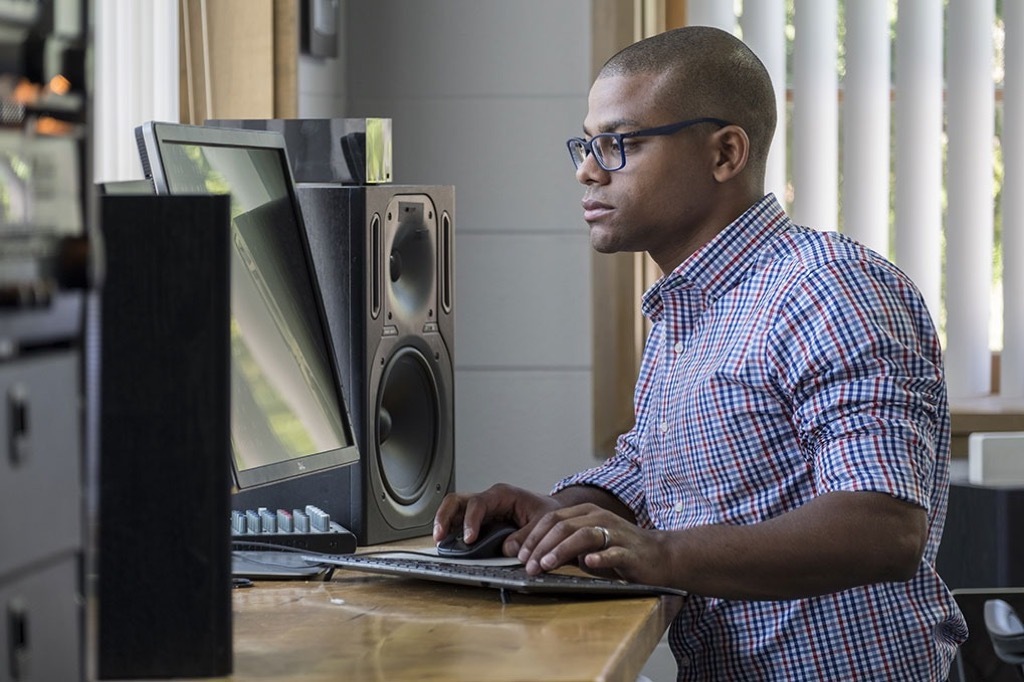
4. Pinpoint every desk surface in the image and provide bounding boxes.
[228,541,683,682]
